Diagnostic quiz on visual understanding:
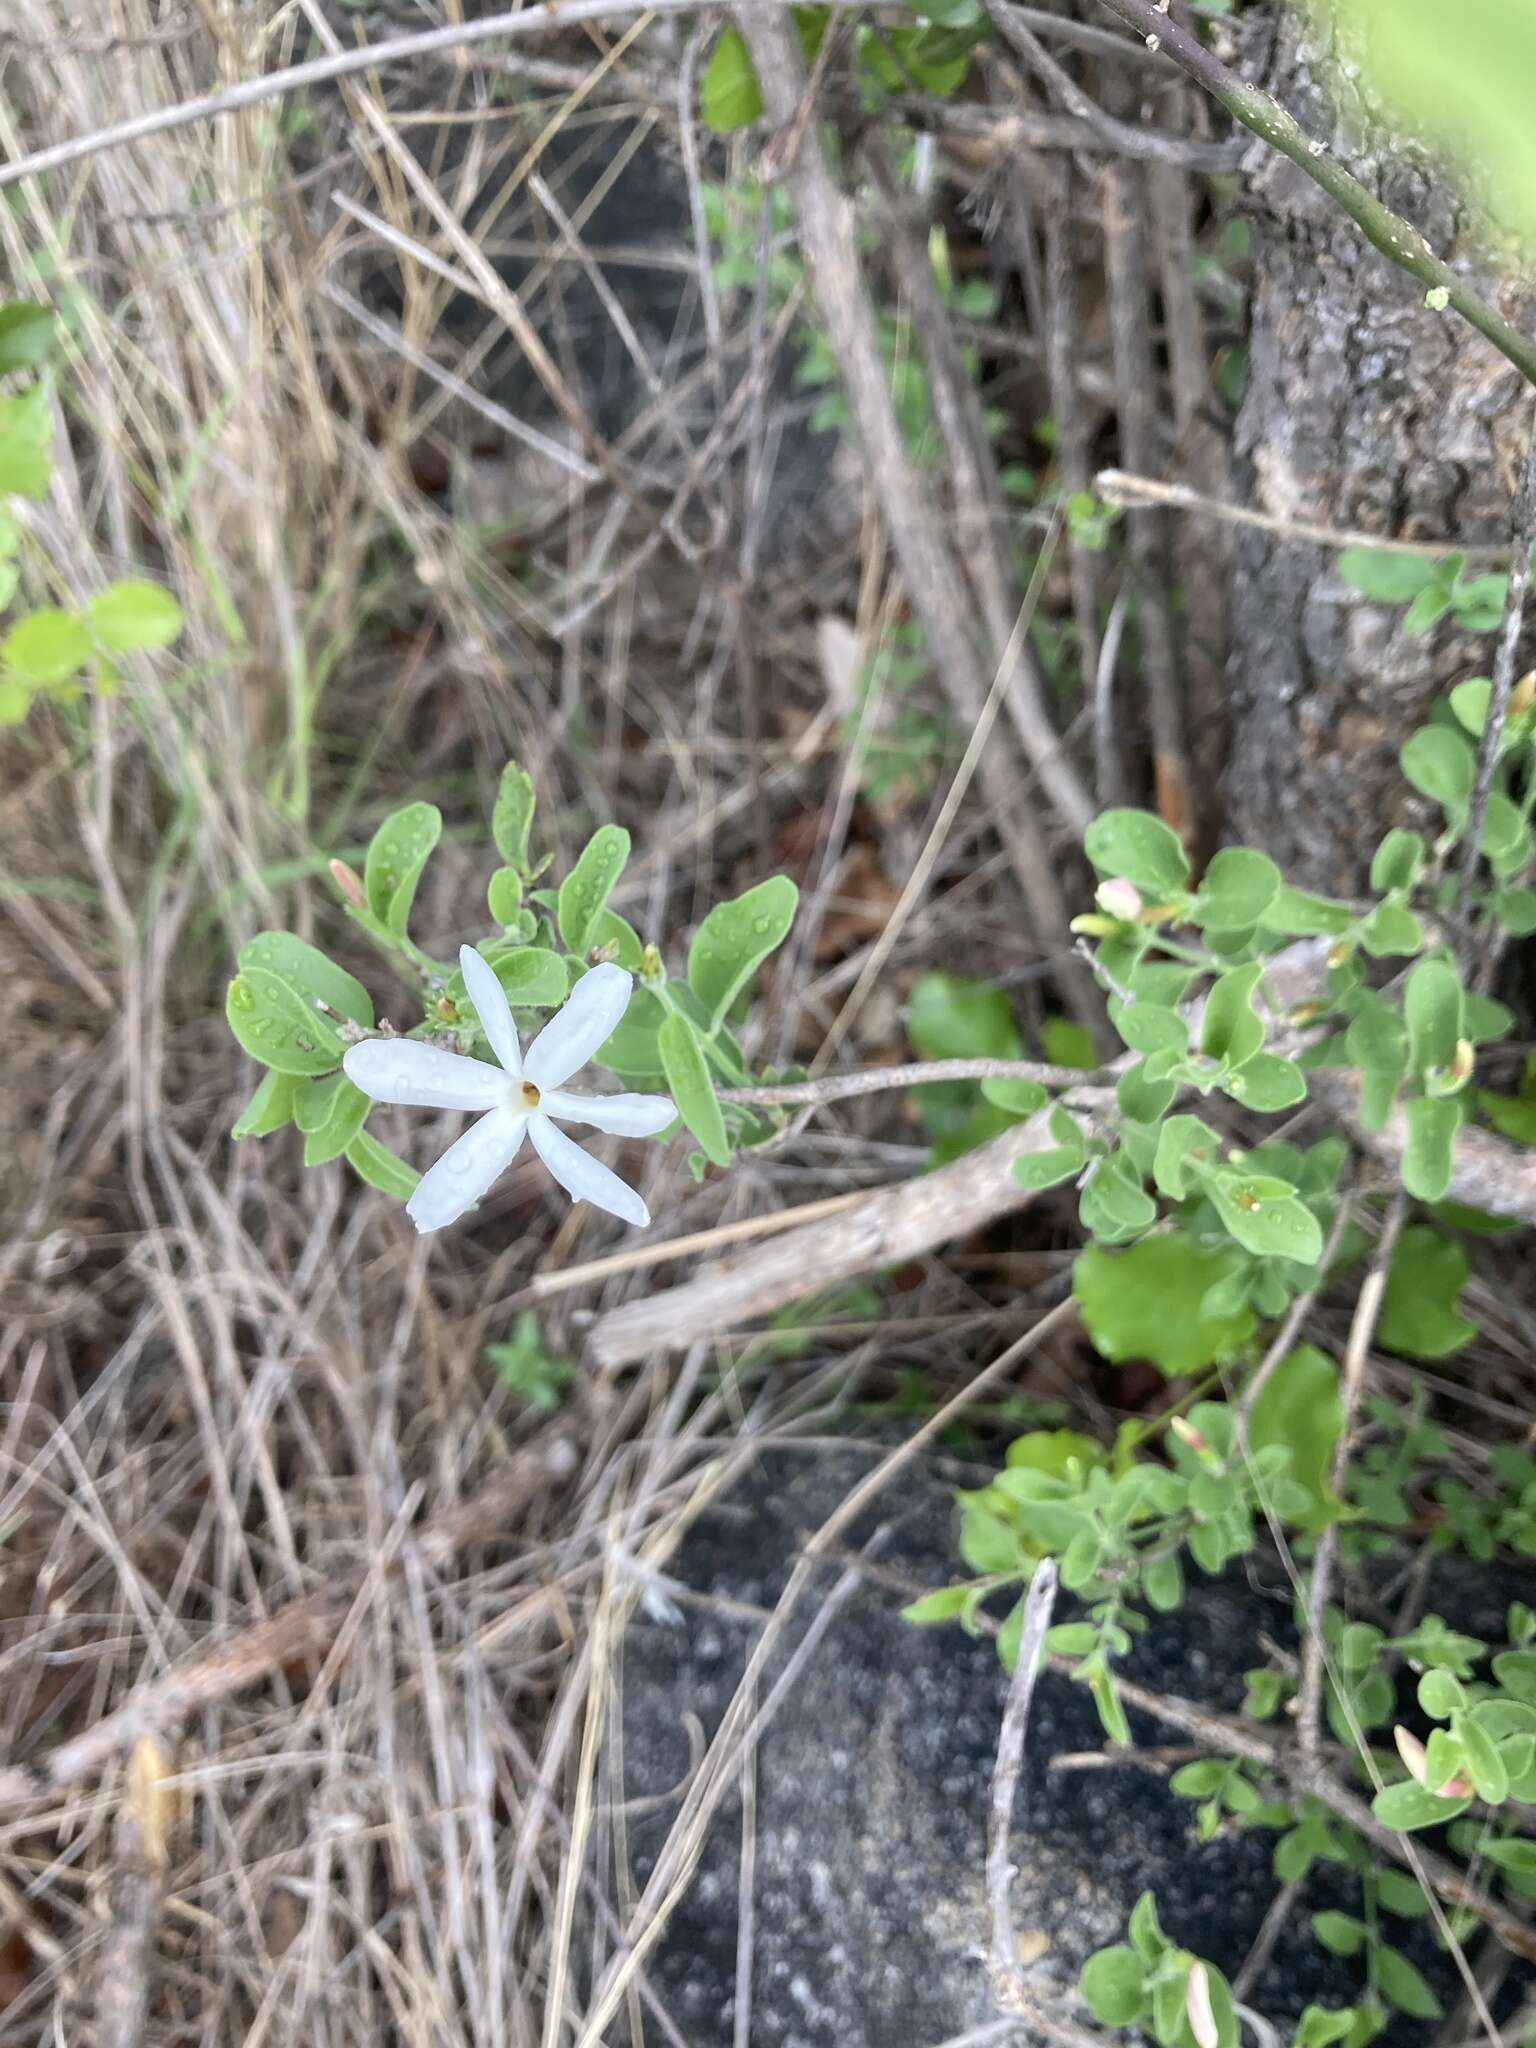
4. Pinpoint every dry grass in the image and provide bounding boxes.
[0,6,1086,2040]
